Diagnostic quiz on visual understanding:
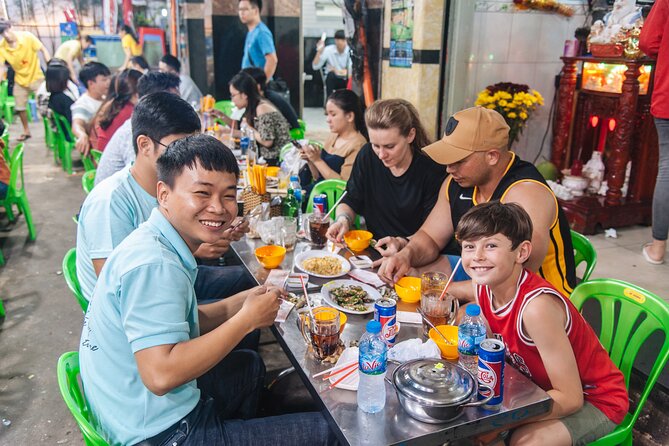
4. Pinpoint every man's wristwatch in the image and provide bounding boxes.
[337,214,353,226]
